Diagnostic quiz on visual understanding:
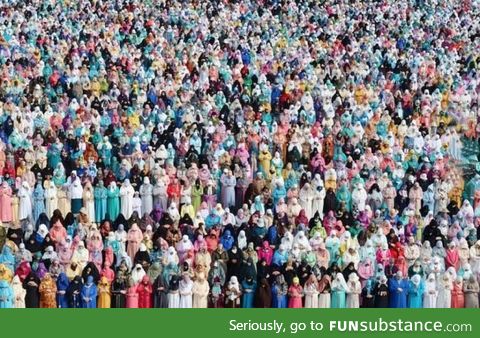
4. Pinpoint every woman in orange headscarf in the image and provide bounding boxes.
[39,274,57,308]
